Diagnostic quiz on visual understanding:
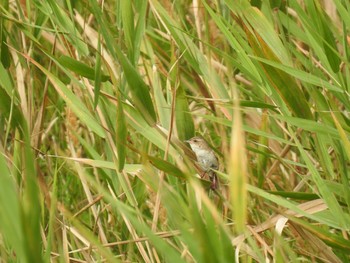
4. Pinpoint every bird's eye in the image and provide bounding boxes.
[193,139,197,142]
